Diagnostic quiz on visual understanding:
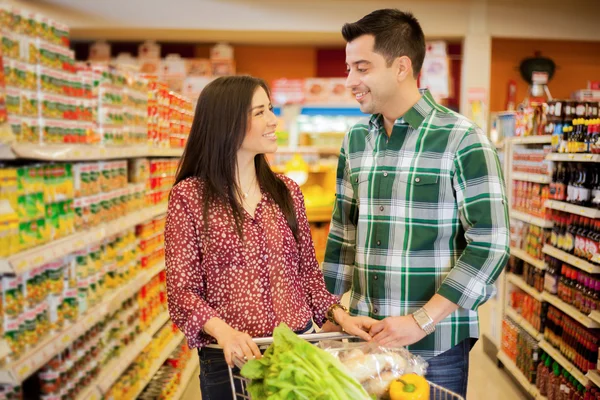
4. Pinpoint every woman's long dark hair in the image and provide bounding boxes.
[174,76,299,240]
